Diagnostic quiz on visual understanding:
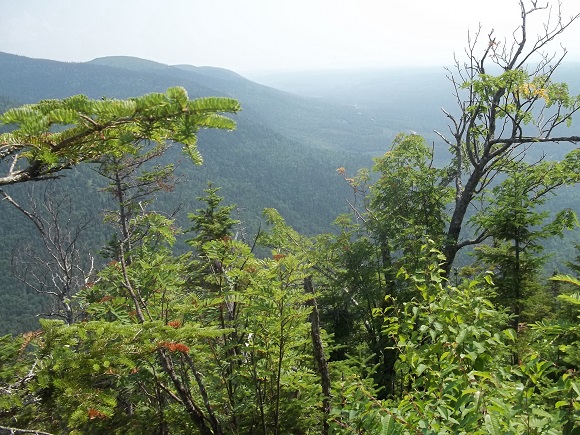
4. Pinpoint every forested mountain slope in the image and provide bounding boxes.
[0,53,579,335]
[251,63,580,163]
[0,52,380,334]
